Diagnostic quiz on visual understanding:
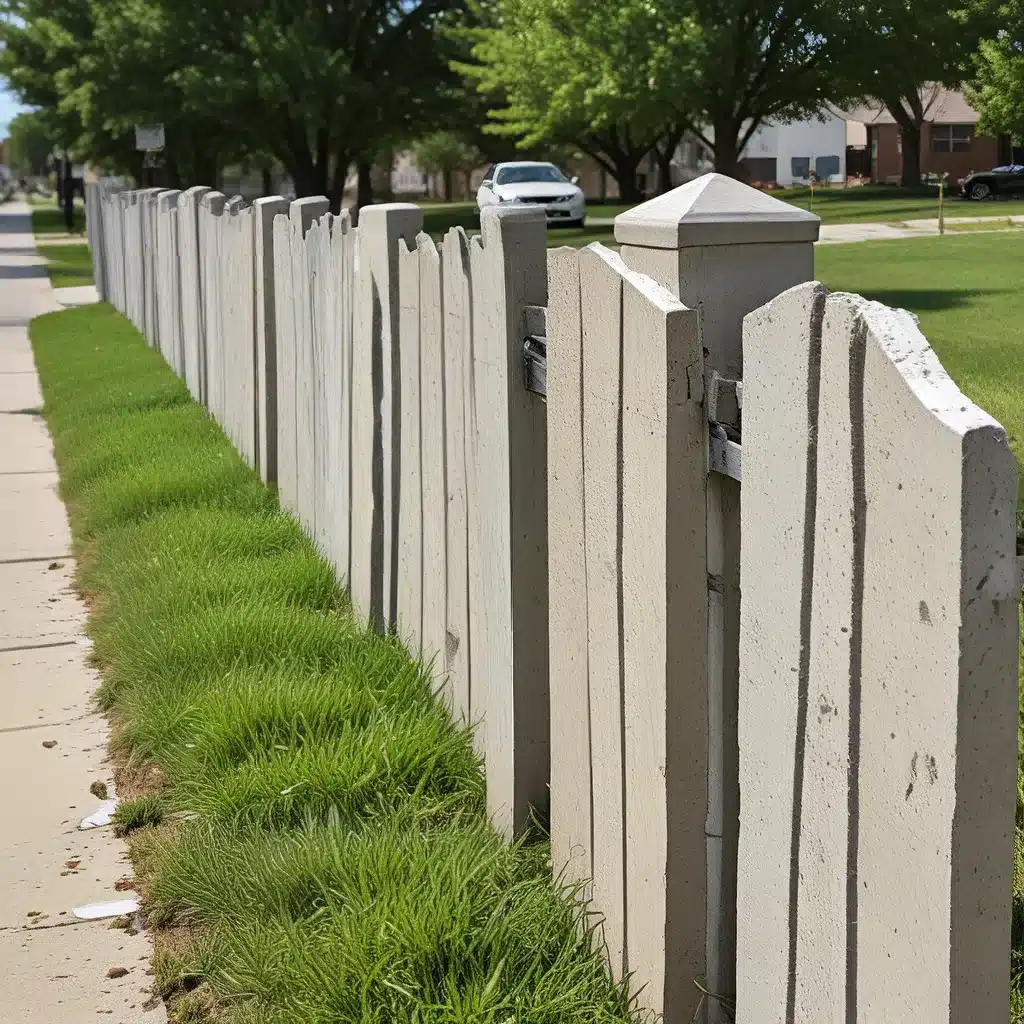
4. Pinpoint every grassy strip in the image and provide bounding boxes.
[31,303,631,1024]
[32,202,87,235]
[37,242,94,287]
